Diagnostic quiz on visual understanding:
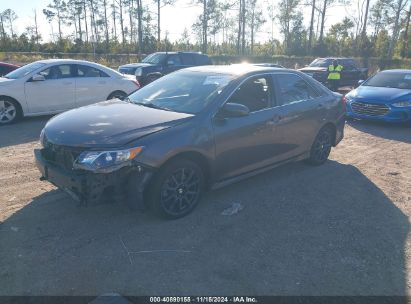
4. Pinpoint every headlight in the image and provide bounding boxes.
[135,68,142,77]
[74,146,143,173]
[392,101,411,107]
